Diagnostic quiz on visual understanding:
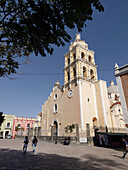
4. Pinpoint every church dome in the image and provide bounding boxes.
[107,80,119,93]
